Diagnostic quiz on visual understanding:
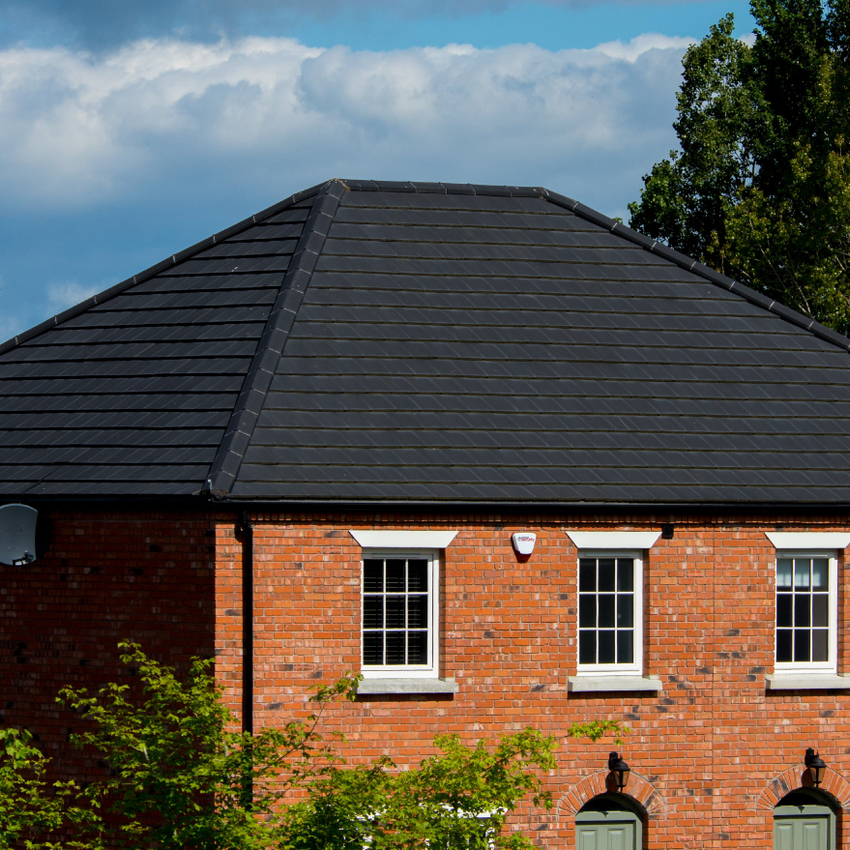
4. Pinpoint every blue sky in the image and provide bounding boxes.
[0,0,754,341]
